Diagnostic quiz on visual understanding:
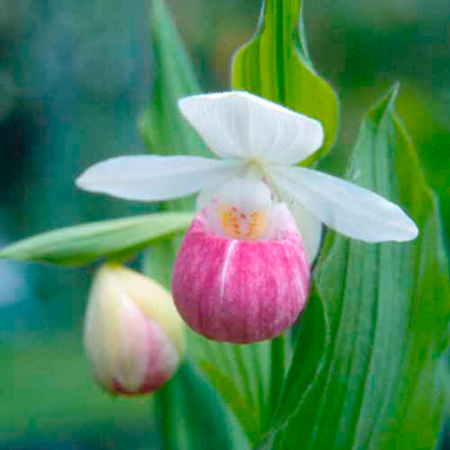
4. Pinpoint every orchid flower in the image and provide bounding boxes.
[77,91,418,343]
[77,91,417,260]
